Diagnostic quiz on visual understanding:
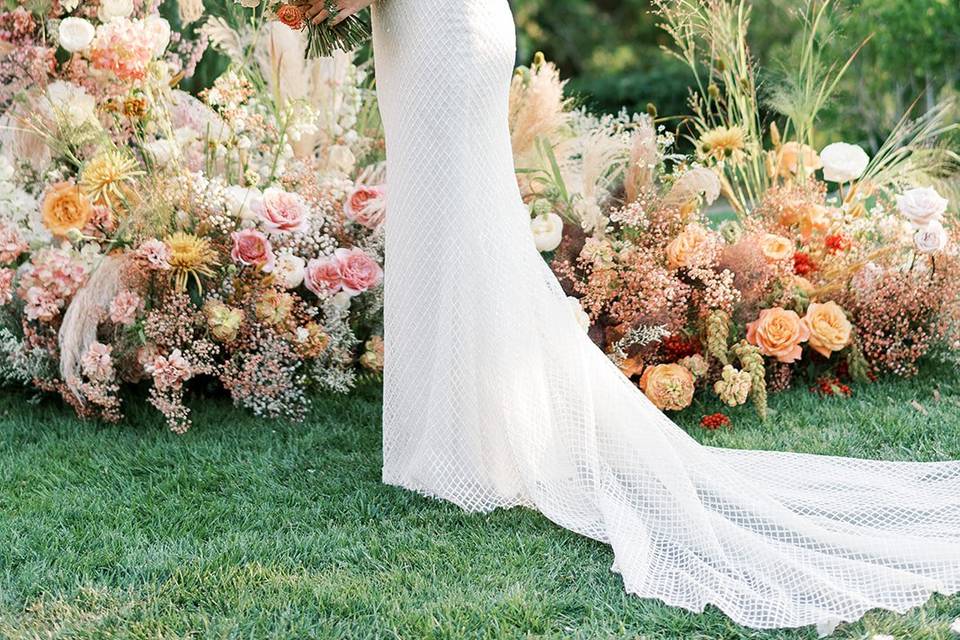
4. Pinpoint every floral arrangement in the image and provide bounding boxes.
[0,1,385,432]
[510,0,960,420]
